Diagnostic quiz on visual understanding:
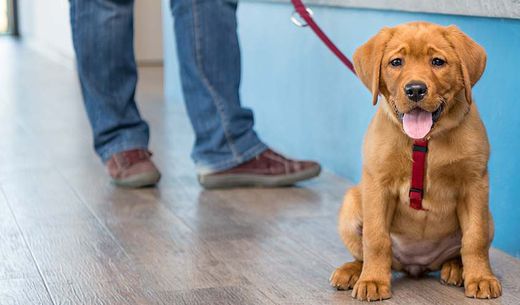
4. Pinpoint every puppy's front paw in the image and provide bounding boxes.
[464,275,502,299]
[352,278,392,301]
[330,261,362,290]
